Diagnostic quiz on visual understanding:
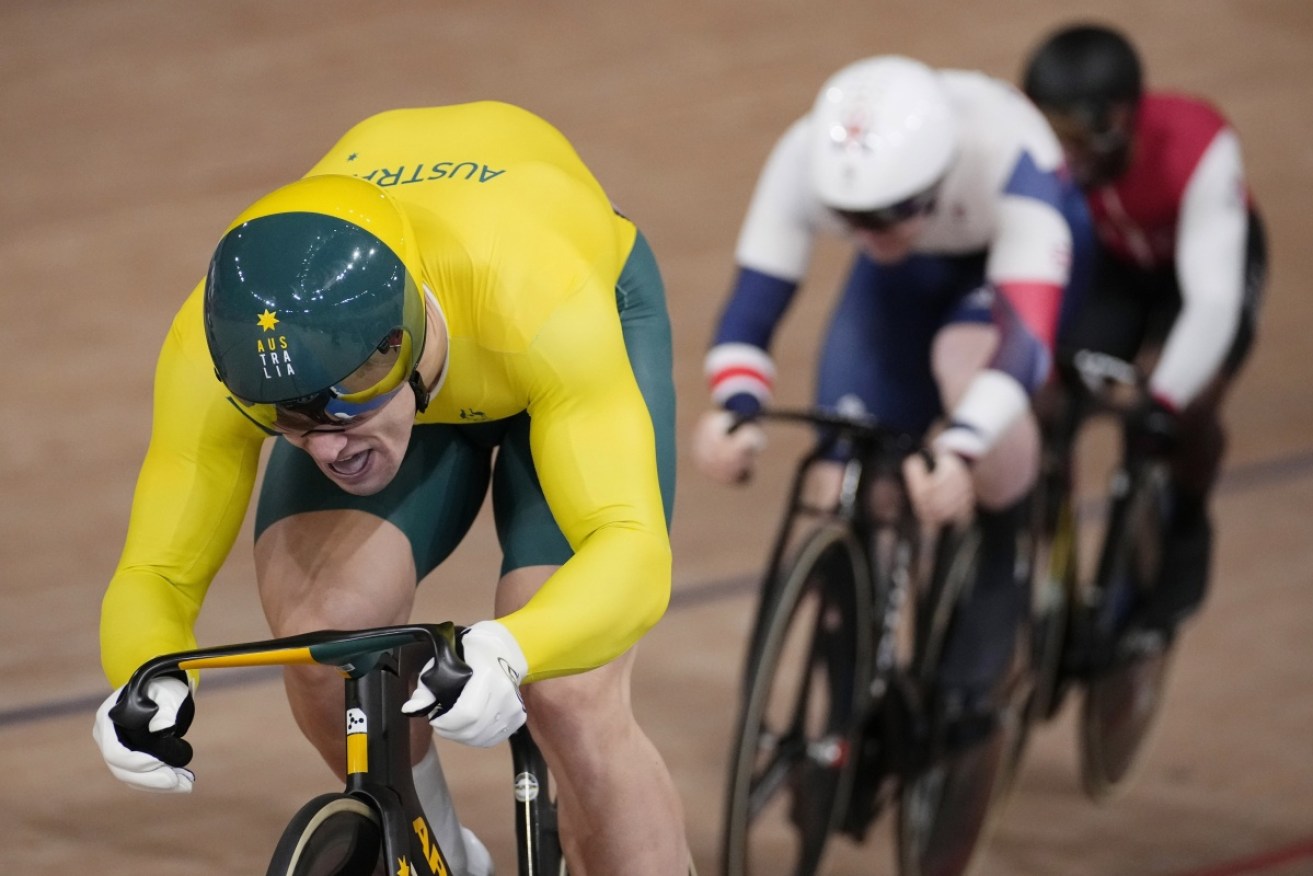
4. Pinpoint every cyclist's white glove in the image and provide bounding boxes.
[693,409,766,485]
[93,676,196,793]
[404,620,528,748]
[903,447,976,528]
